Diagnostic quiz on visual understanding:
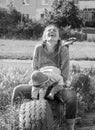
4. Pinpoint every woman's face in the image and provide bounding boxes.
[44,25,59,43]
